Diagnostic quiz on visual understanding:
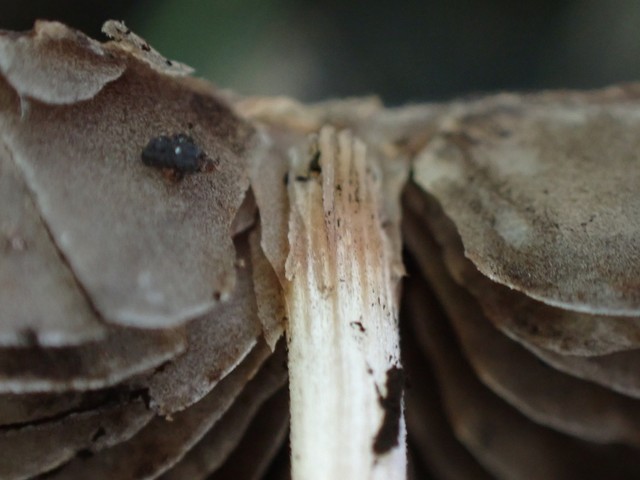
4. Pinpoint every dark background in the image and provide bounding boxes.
[2,0,640,105]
